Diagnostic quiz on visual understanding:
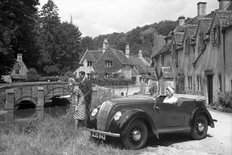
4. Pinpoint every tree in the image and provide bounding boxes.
[0,0,39,77]
[38,0,82,75]
[56,22,82,74]
[37,0,61,75]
